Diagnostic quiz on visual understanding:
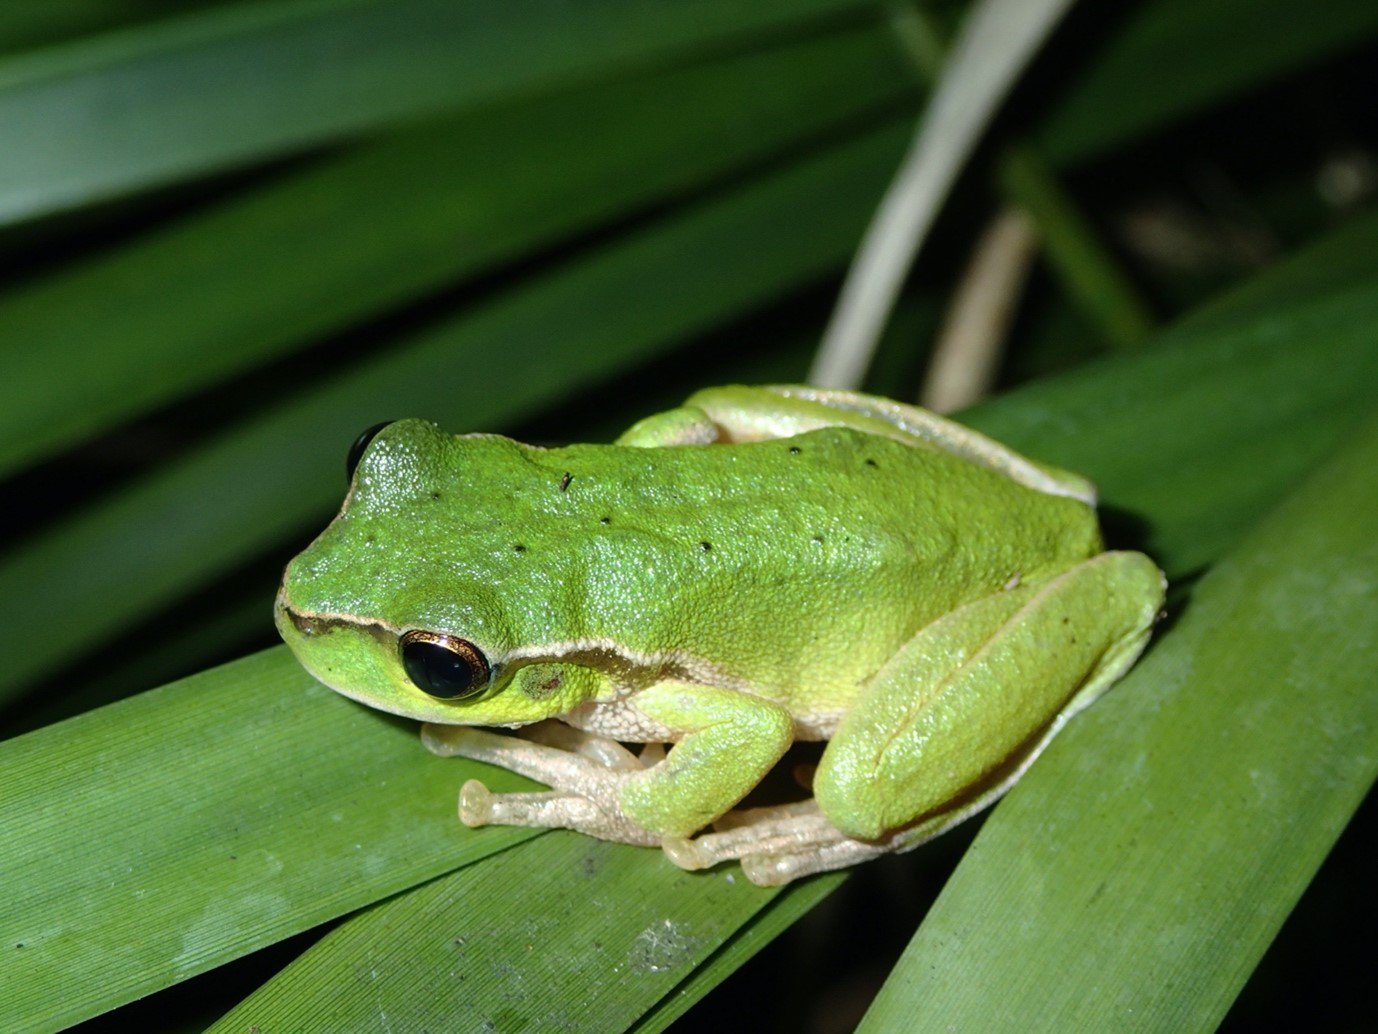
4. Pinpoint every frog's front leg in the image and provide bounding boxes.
[422,682,795,848]
[422,721,662,845]
[673,551,1165,885]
